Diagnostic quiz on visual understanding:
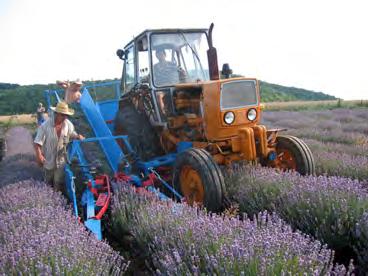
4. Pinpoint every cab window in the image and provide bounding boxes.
[124,46,135,93]
[138,51,149,83]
